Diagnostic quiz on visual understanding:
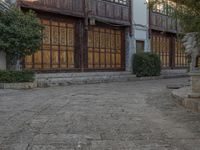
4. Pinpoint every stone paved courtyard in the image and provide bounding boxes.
[0,78,200,150]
